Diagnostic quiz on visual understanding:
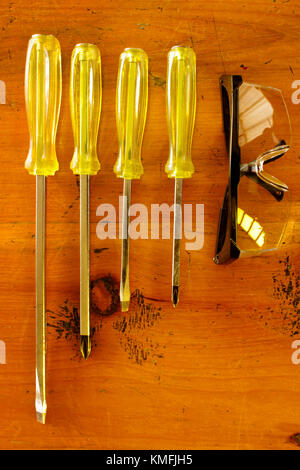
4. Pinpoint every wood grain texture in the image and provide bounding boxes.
[0,0,299,450]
